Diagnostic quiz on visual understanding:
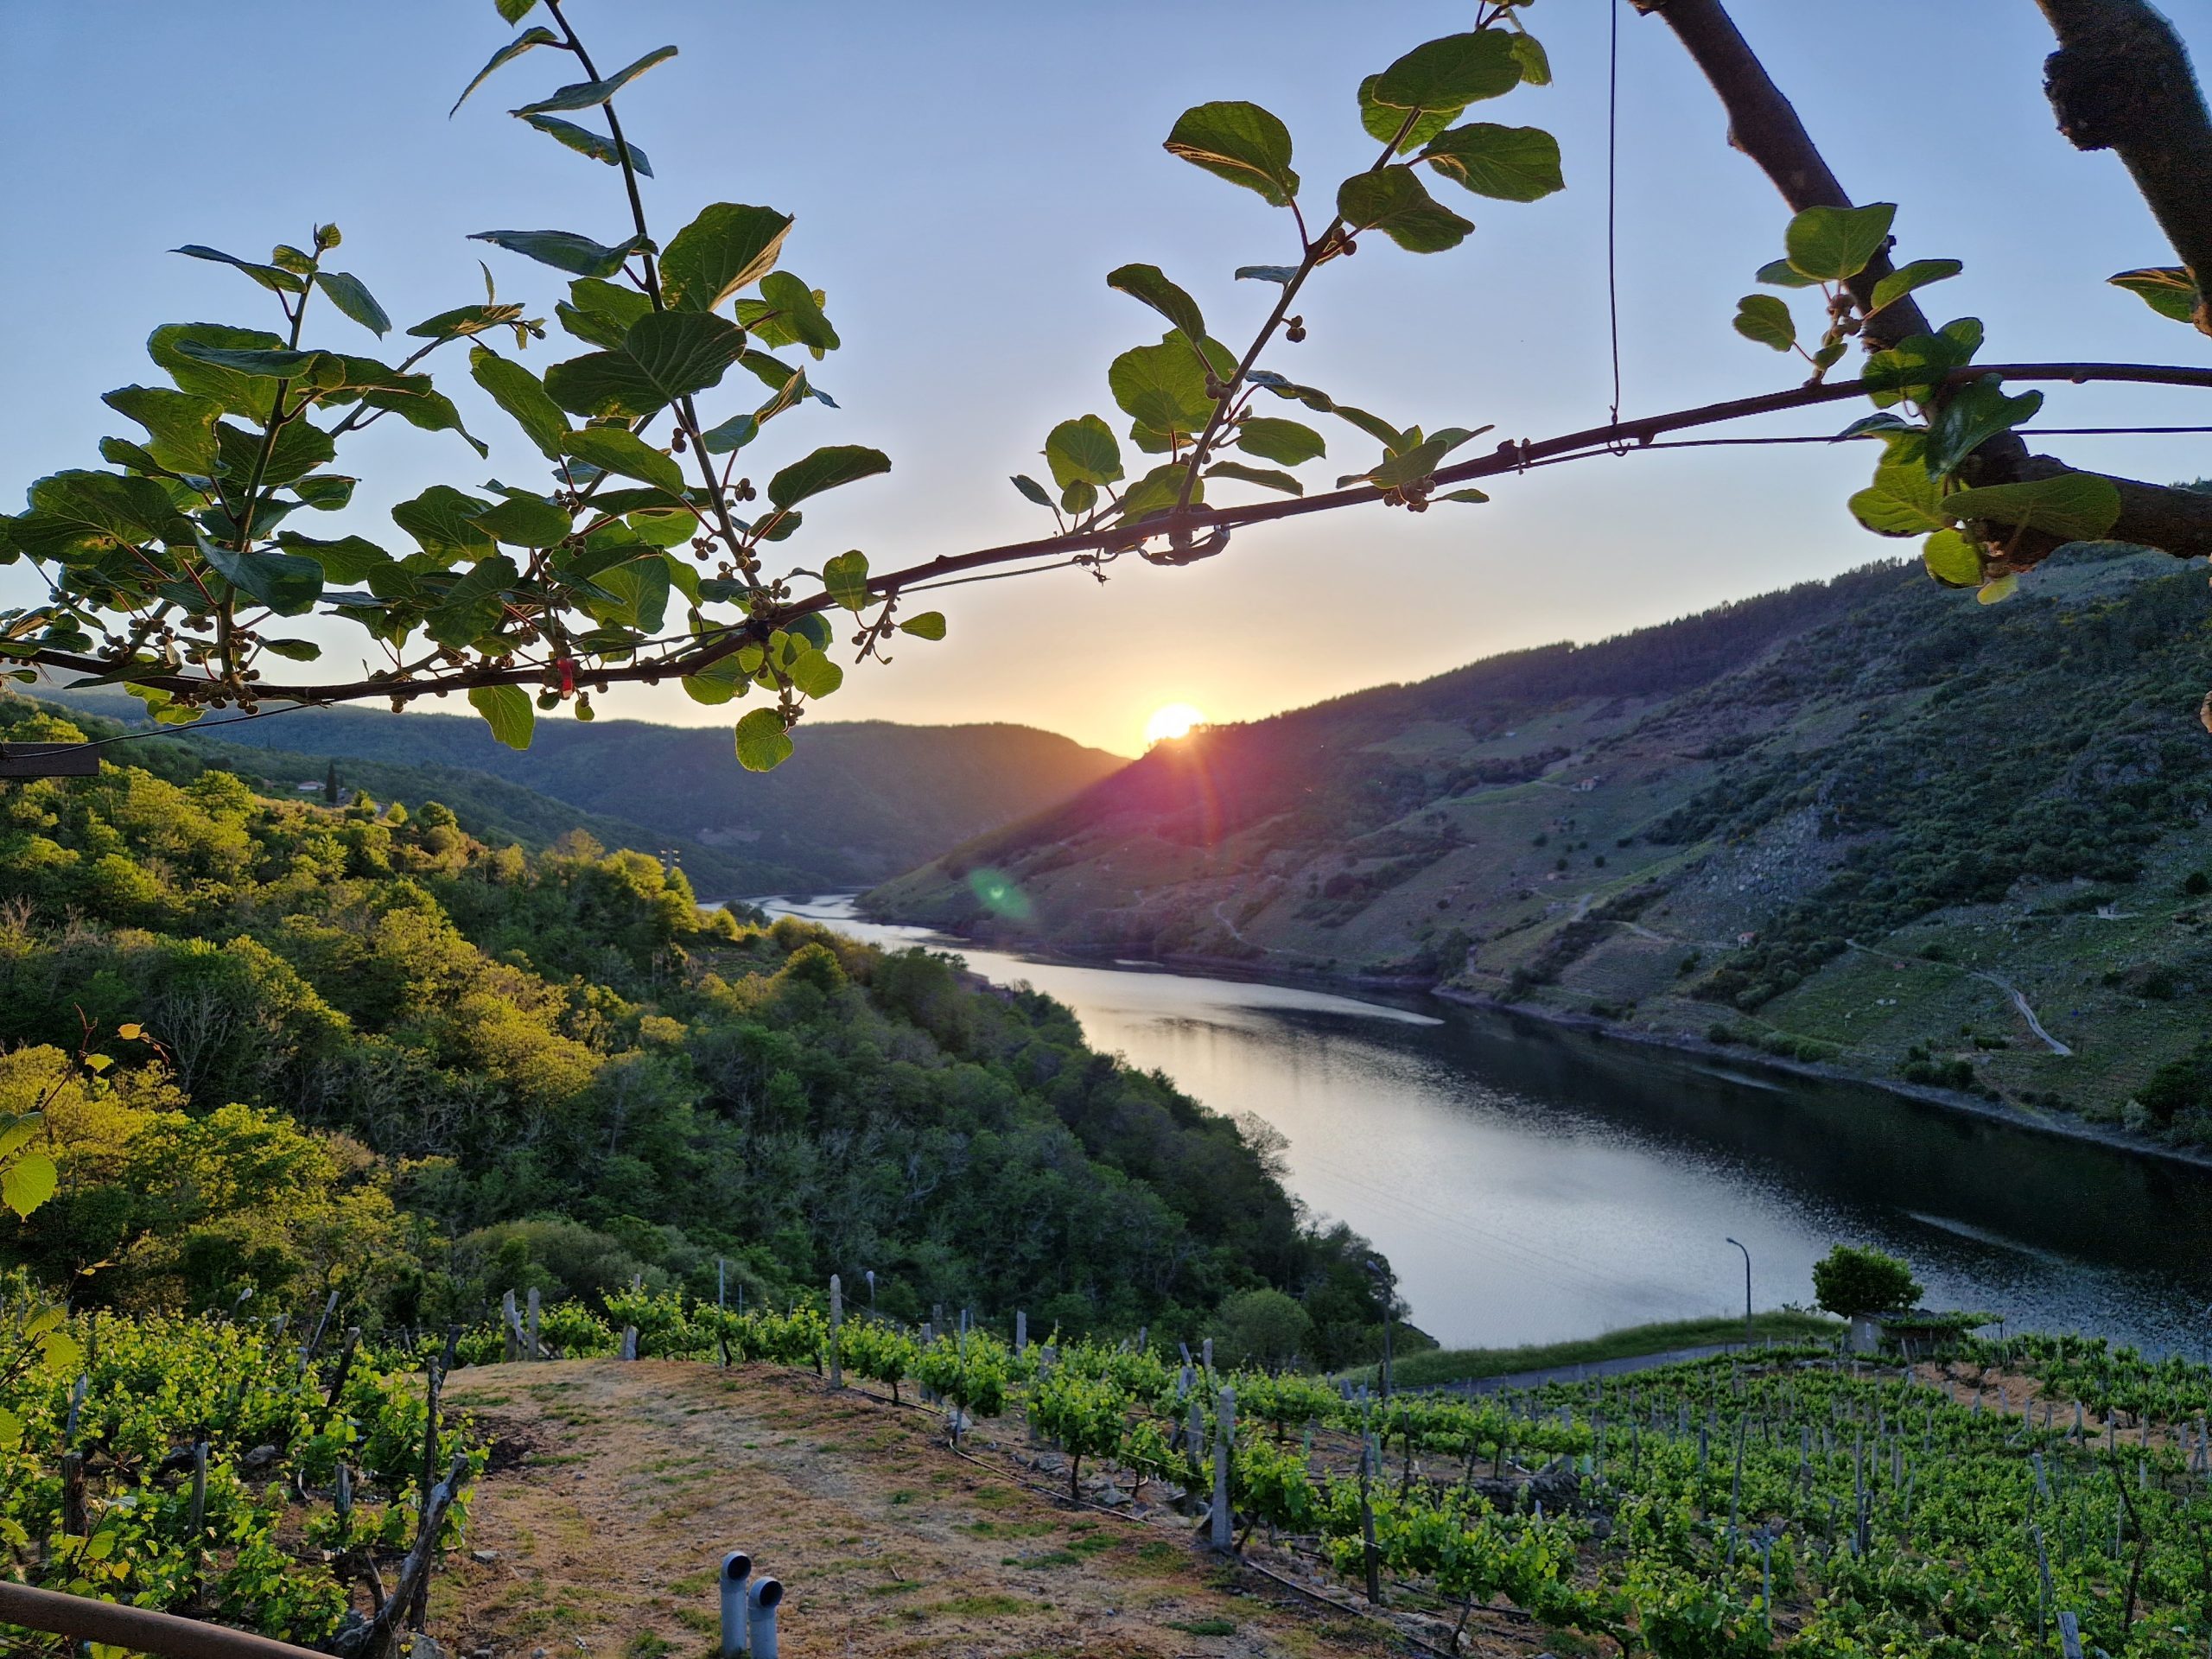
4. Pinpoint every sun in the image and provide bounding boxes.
[1144,702,1207,746]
